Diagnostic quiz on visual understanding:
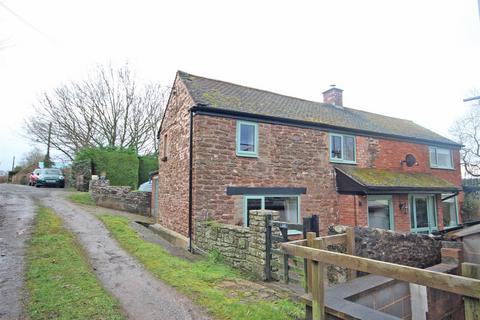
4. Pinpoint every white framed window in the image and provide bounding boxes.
[243,195,300,227]
[367,195,394,230]
[442,194,459,228]
[236,121,259,157]
[330,133,356,163]
[429,147,453,169]
[410,194,438,234]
